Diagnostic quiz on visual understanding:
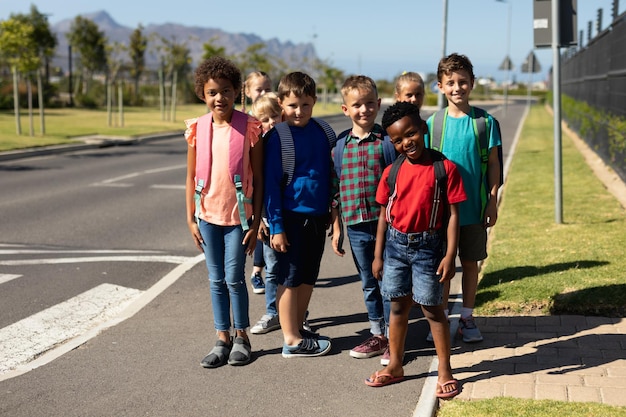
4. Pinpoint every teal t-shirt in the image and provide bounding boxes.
[426,111,501,226]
